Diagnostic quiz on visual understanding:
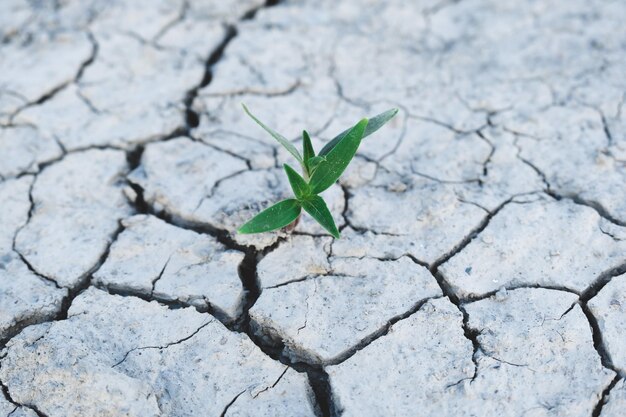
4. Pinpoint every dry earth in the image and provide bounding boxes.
[1,0,625,416]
